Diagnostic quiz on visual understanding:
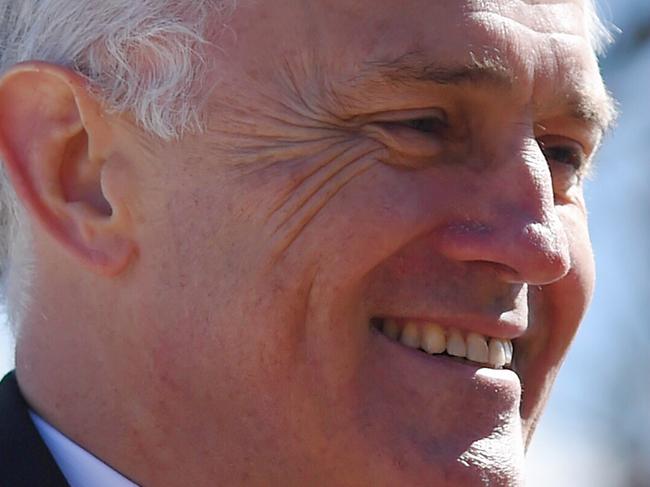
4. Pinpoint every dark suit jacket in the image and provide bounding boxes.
[0,371,69,486]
